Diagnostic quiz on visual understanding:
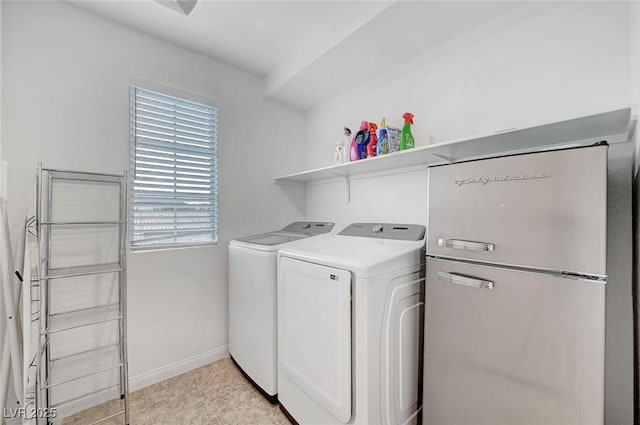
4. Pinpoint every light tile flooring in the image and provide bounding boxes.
[63,358,290,425]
